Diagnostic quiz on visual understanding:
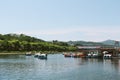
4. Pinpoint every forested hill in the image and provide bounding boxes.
[67,40,116,46]
[68,40,120,47]
[0,34,76,52]
[0,34,44,42]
